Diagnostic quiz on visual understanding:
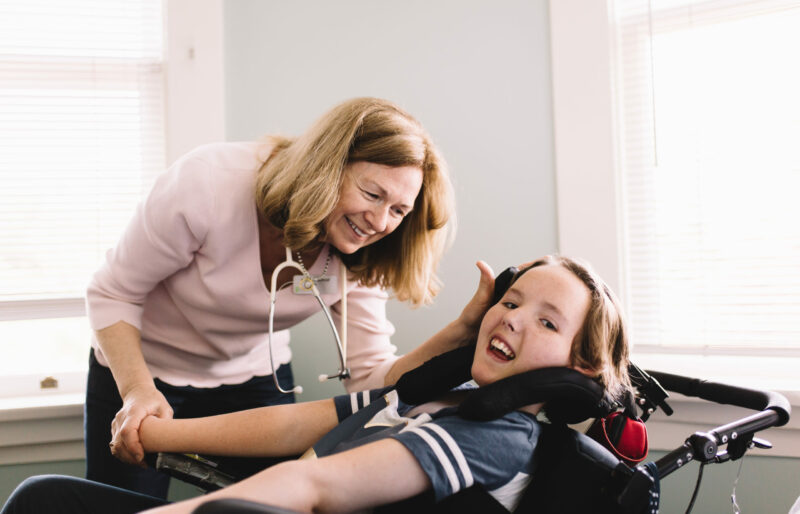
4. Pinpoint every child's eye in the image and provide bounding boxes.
[501,301,518,310]
[541,319,557,331]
